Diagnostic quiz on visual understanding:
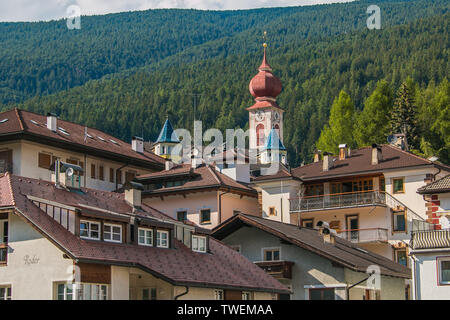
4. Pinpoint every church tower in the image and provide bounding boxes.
[247,43,284,156]
[153,118,180,161]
